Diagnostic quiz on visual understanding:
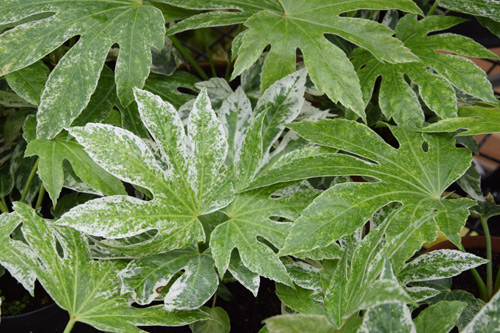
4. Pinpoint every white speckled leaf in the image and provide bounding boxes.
[0,0,168,139]
[235,69,307,191]
[359,303,416,333]
[352,14,497,126]
[414,301,466,333]
[440,0,500,22]
[279,119,475,256]
[462,289,500,333]
[210,182,319,286]
[5,60,49,105]
[59,90,232,254]
[399,250,487,284]
[0,212,37,295]
[25,136,126,206]
[10,202,208,332]
[120,248,218,310]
